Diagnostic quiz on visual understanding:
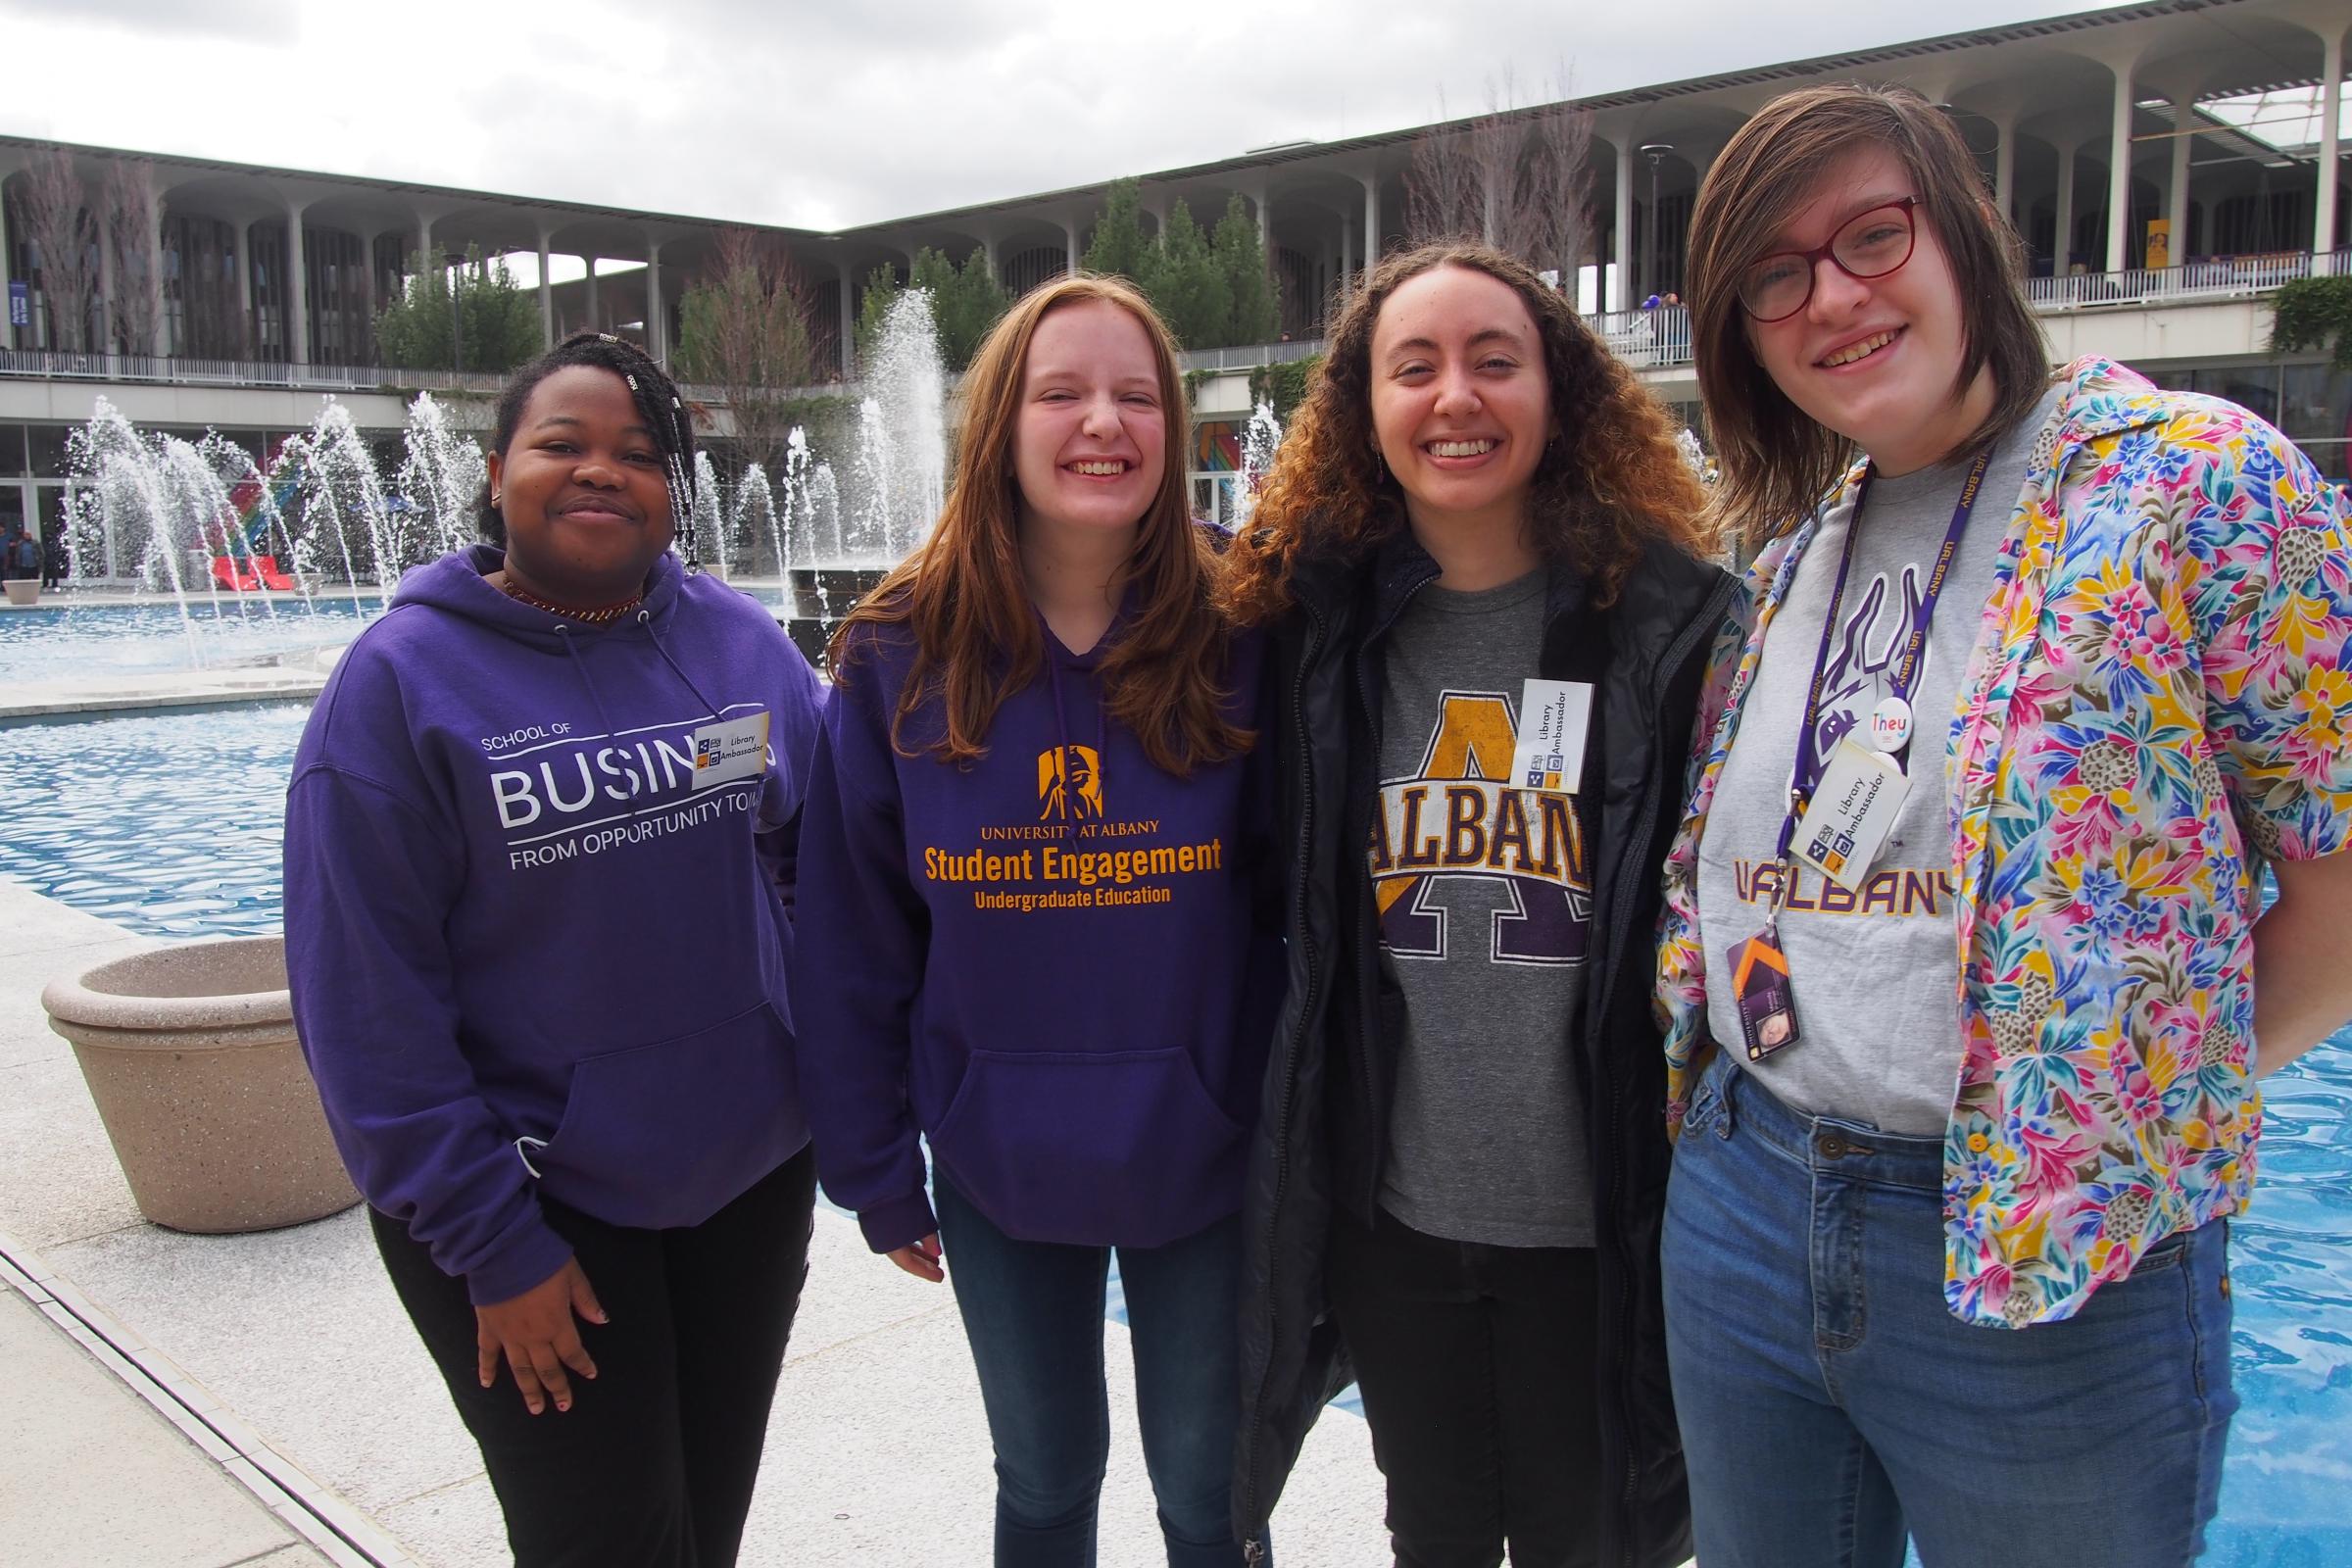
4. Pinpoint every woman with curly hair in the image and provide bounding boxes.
[1227,241,1730,1568]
